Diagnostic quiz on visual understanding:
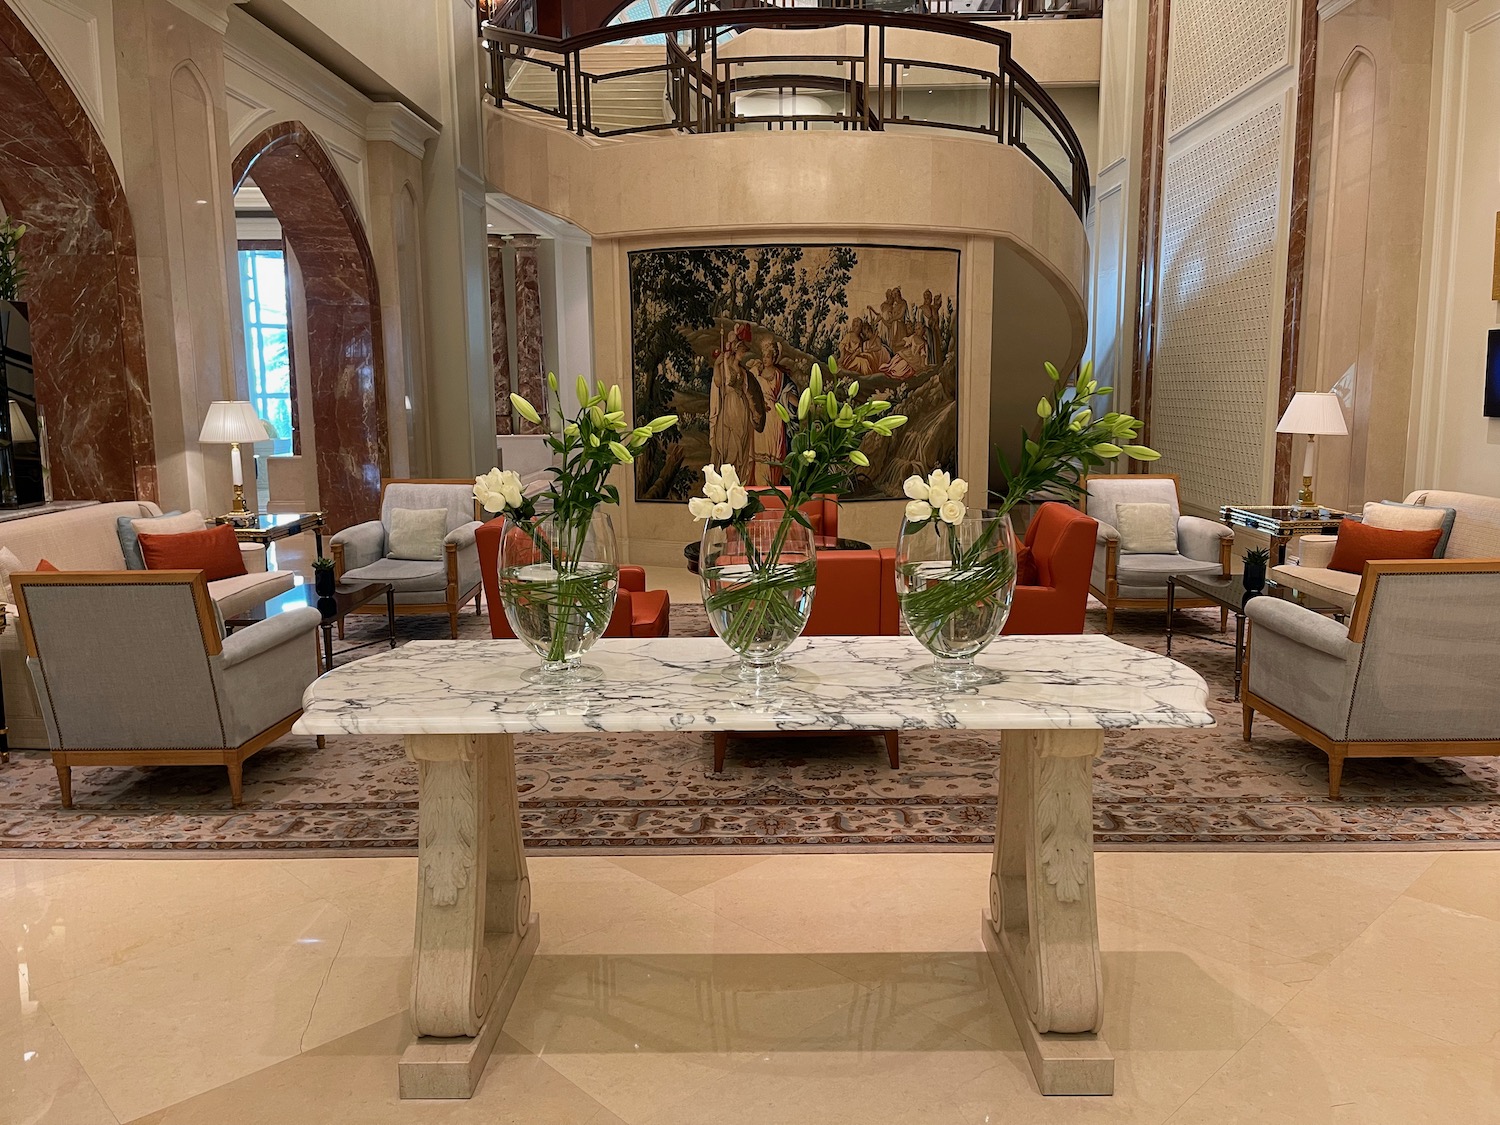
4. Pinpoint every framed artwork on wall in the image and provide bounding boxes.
[628,243,960,502]
[1486,329,1500,419]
